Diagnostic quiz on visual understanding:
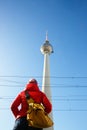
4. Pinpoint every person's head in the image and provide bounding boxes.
[28,78,38,84]
[24,78,39,91]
